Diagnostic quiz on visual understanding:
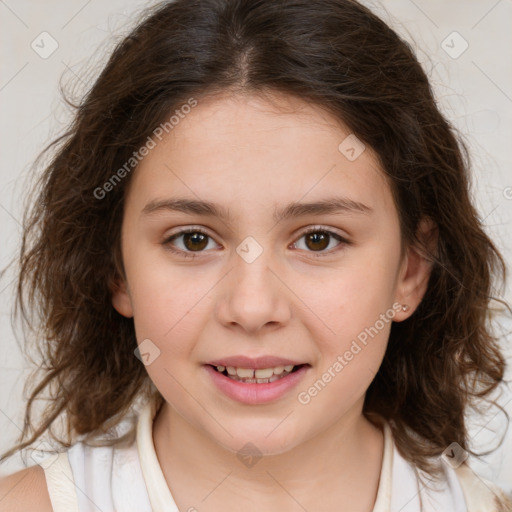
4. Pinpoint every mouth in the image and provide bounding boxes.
[208,363,306,384]
[204,360,311,404]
